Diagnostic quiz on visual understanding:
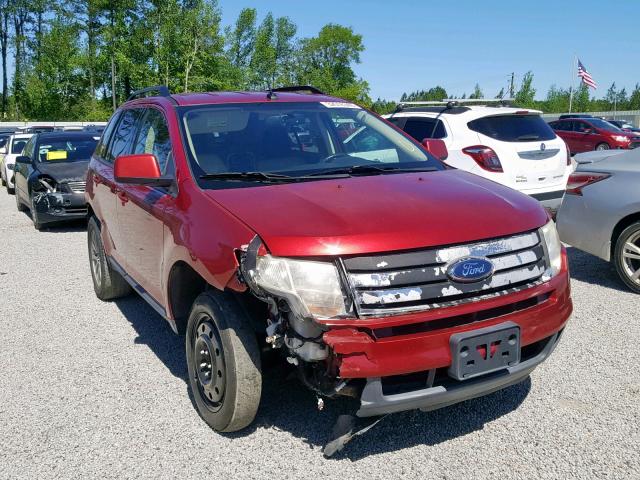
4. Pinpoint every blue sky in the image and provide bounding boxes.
[219,0,639,100]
